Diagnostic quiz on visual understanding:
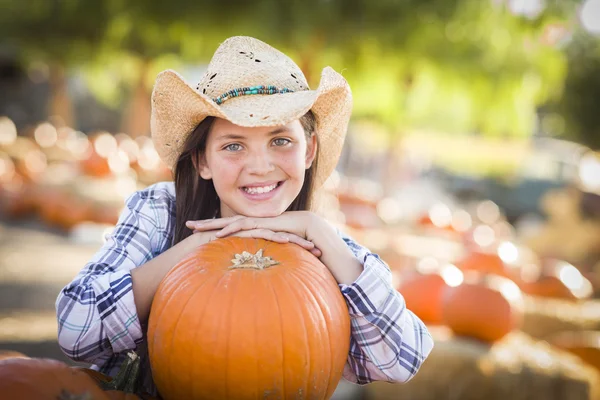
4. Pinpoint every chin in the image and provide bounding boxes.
[245,209,285,218]
[238,205,288,218]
